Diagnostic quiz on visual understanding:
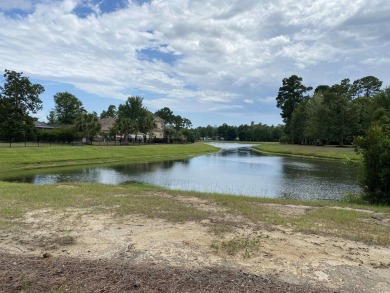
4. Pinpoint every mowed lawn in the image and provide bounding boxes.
[0,143,219,172]
[254,142,361,160]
